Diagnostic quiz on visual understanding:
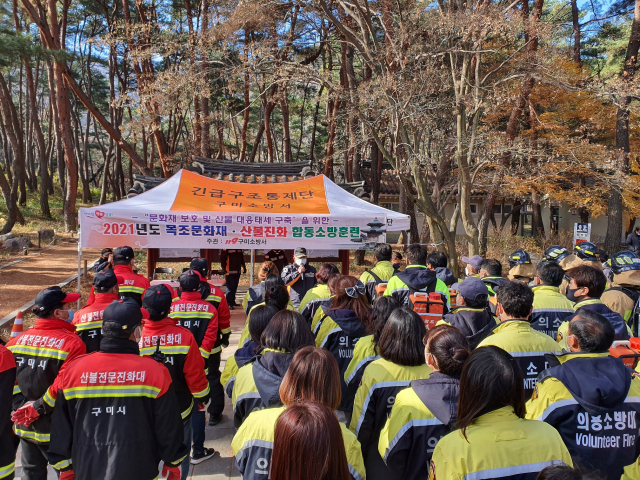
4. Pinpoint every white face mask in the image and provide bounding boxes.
[295,258,307,266]
[465,266,471,276]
